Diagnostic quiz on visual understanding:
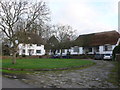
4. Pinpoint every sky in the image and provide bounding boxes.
[45,0,119,35]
